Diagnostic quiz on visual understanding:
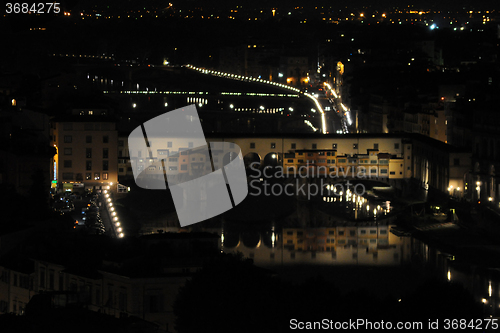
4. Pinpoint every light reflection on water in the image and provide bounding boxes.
[216,223,410,267]
[320,183,392,221]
